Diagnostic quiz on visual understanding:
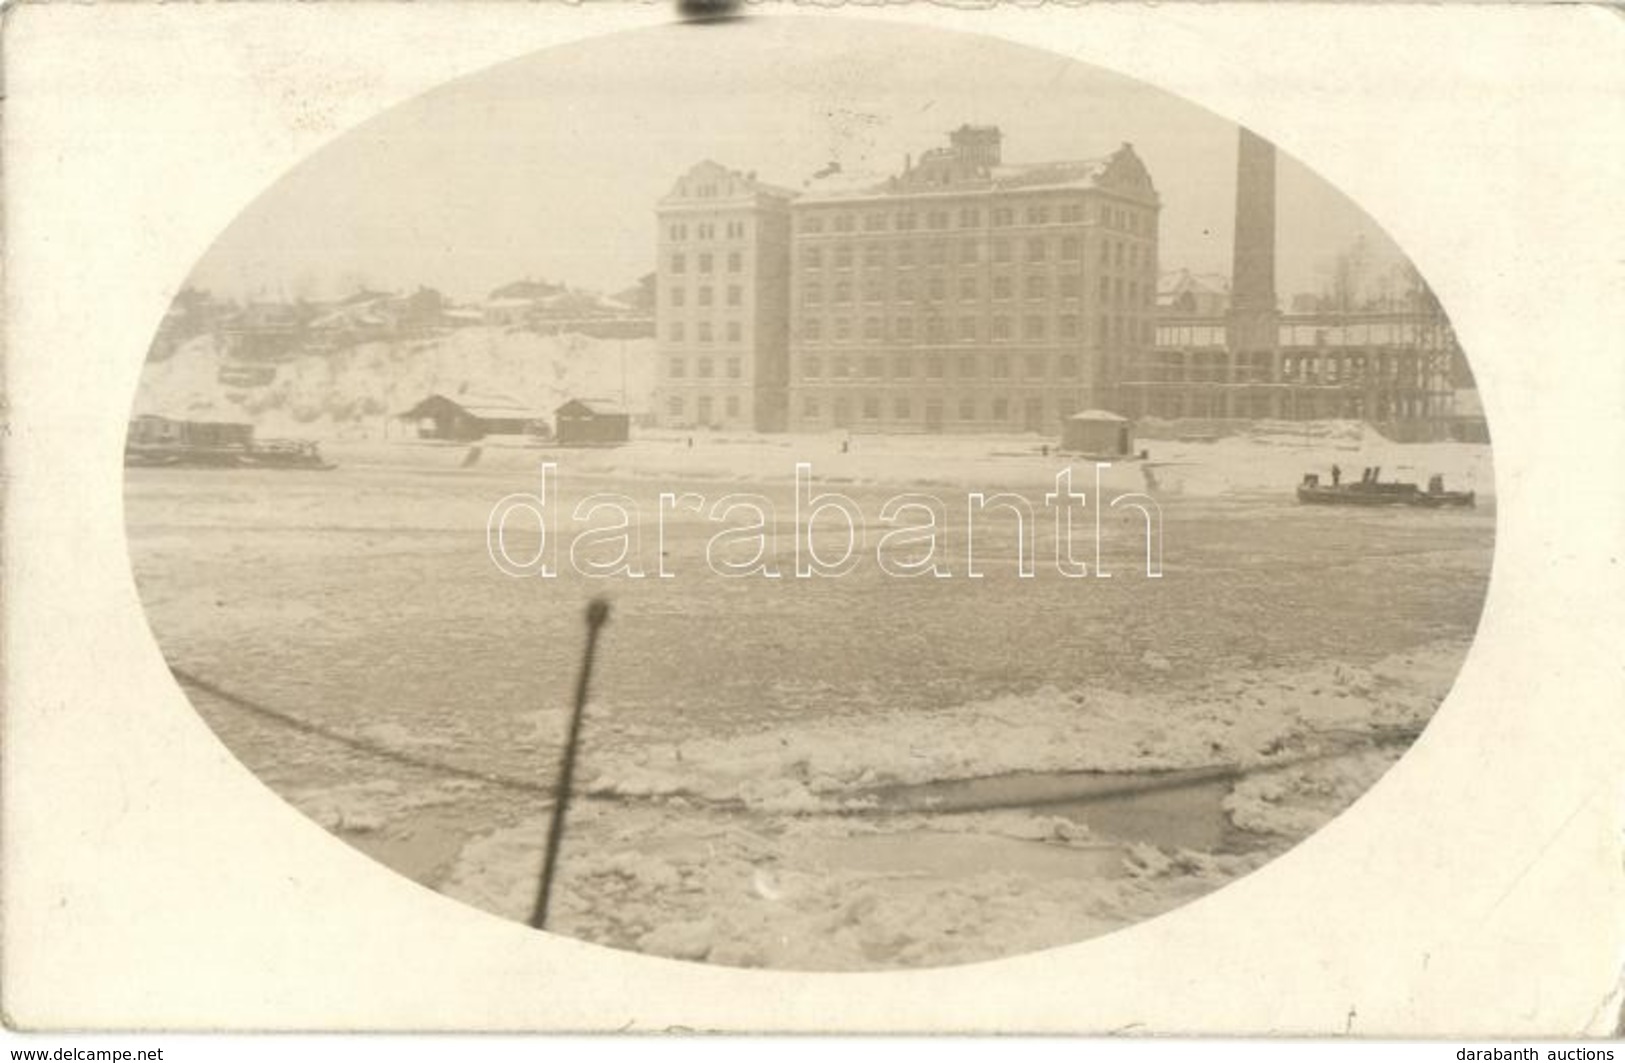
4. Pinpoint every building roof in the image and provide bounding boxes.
[659,160,797,208]
[796,141,1156,205]
[484,287,639,318]
[1158,269,1230,298]
[799,156,1116,203]
[990,158,1112,192]
[489,278,566,302]
[459,401,549,421]
[398,392,549,422]
[309,304,394,329]
[667,134,1157,210]
[798,163,898,197]
[556,397,629,417]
